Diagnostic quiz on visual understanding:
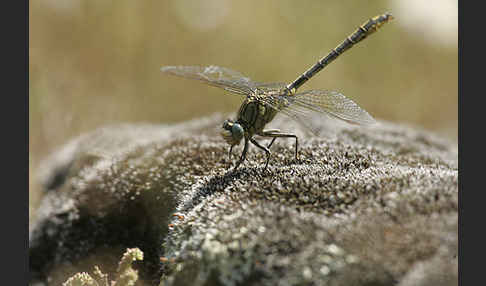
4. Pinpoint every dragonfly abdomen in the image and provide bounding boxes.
[286,13,393,93]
